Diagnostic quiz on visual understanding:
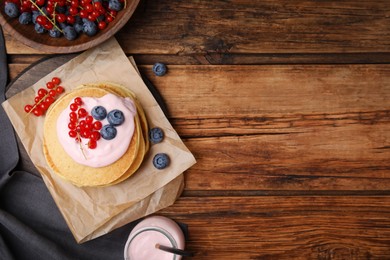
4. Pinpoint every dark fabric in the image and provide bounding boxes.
[0,26,19,189]
[0,171,138,260]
